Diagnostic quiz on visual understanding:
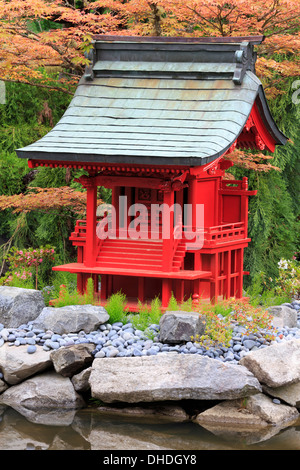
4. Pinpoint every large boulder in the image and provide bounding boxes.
[194,393,299,428]
[159,310,206,344]
[263,381,300,408]
[246,393,299,425]
[240,338,300,388]
[0,286,45,328]
[50,343,95,377]
[0,371,85,424]
[0,343,52,385]
[89,354,262,403]
[32,304,109,335]
[268,305,298,328]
